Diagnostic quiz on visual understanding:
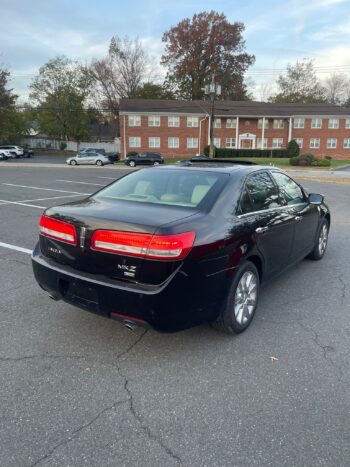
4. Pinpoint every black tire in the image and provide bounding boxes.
[96,160,103,166]
[211,261,260,334]
[307,218,329,261]
[70,160,77,166]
